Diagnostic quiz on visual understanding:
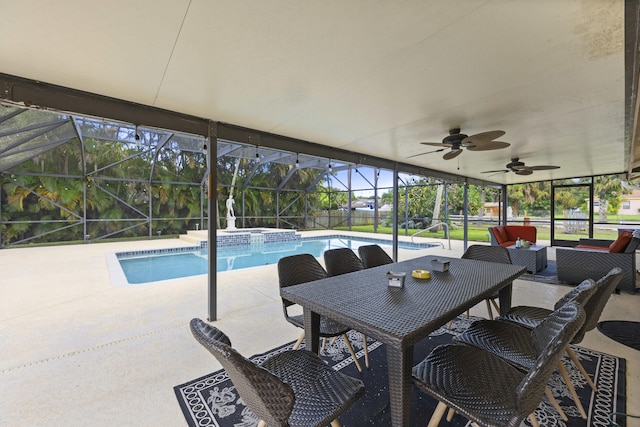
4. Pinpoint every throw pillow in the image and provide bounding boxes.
[609,231,632,253]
